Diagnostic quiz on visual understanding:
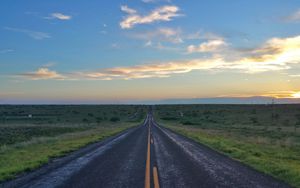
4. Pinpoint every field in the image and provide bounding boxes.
[2,104,300,187]
[155,104,300,187]
[0,105,147,182]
